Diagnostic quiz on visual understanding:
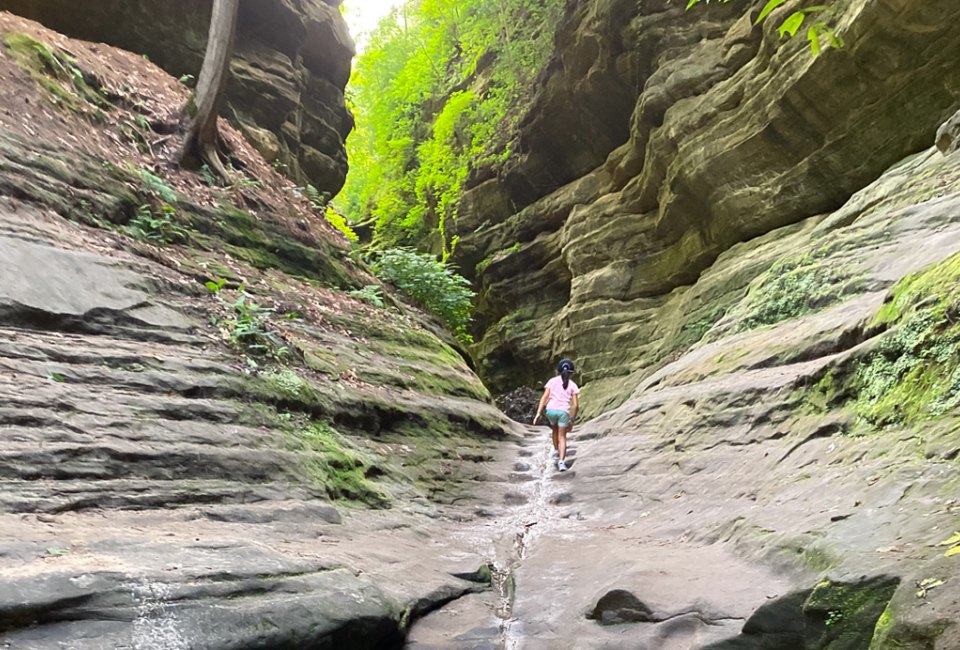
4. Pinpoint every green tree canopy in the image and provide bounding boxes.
[341,0,563,256]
